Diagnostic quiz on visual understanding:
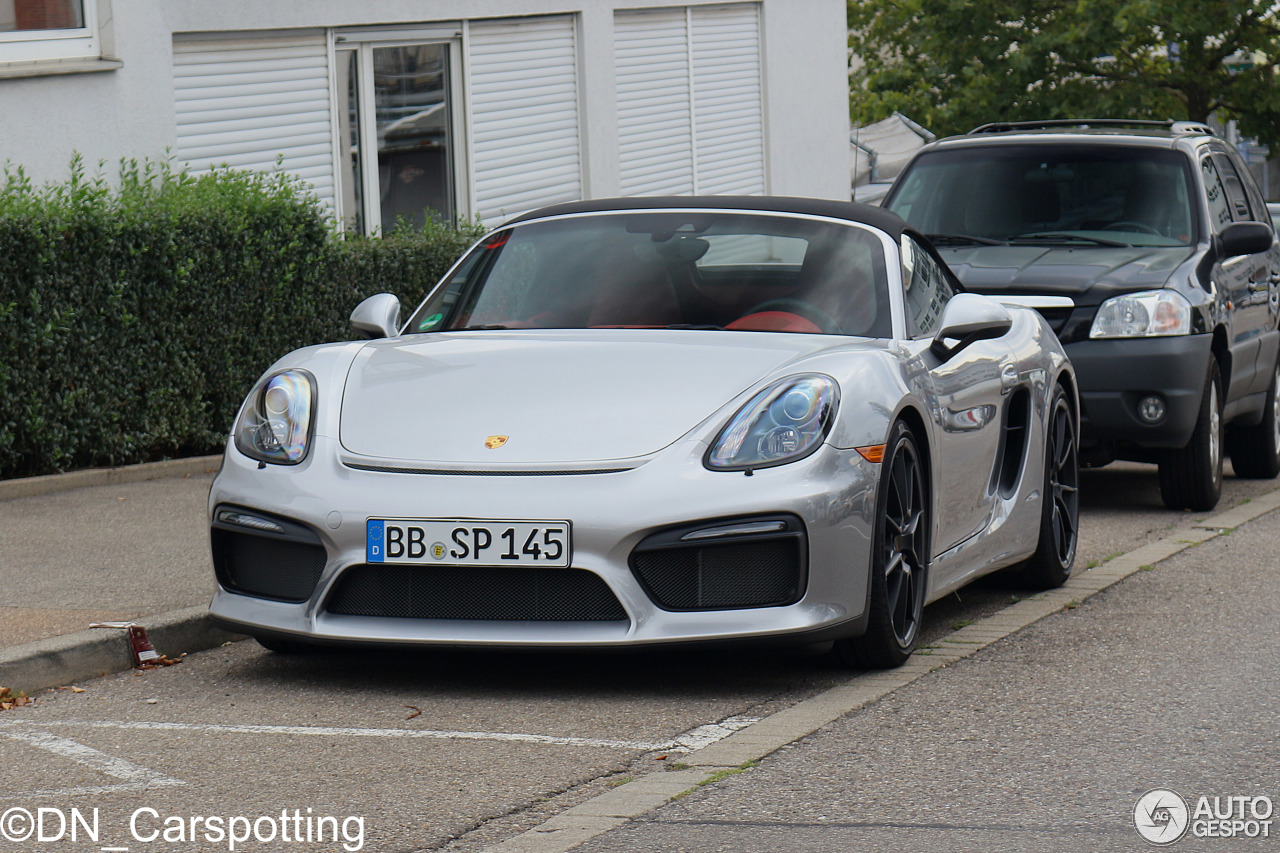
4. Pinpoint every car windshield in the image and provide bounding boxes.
[886,144,1197,248]
[405,211,891,337]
